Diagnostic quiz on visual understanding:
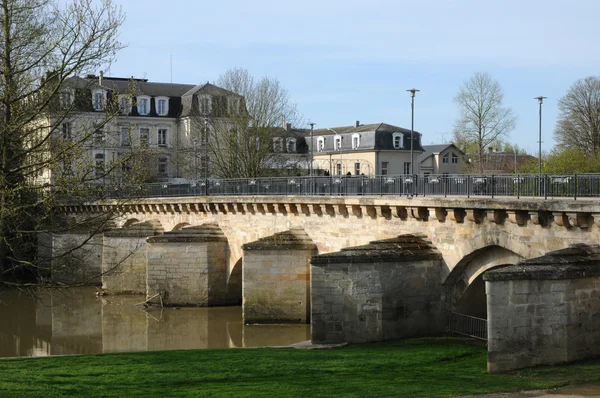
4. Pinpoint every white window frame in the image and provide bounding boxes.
[404,162,411,175]
[317,137,325,152]
[354,162,361,175]
[93,121,105,145]
[139,126,150,146]
[156,96,169,116]
[381,161,389,176]
[351,133,360,150]
[94,152,105,178]
[137,95,150,116]
[62,122,72,140]
[157,127,168,147]
[334,135,342,151]
[286,138,297,153]
[393,132,404,149]
[273,137,283,152]
[118,95,132,115]
[92,89,106,111]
